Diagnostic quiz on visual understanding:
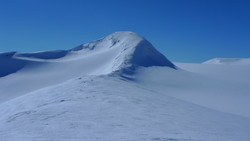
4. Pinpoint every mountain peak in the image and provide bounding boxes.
[72,31,145,51]
[103,31,144,40]
[72,31,176,73]
[0,31,176,78]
